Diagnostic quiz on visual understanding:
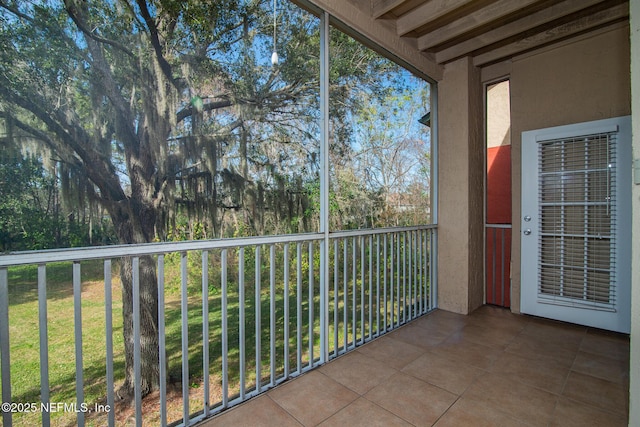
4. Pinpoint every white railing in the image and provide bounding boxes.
[0,225,437,427]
